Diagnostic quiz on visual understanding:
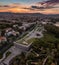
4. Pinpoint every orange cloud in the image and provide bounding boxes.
[41,8,59,14]
[0,3,59,14]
